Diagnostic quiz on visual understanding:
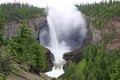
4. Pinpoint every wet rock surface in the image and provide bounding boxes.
[45,50,54,72]
[63,48,83,64]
